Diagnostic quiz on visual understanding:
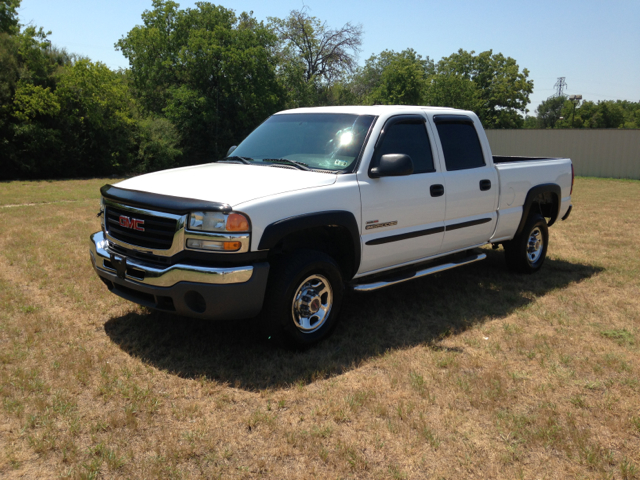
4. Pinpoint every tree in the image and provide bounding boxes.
[350,49,433,105]
[270,8,362,85]
[523,115,537,128]
[530,98,639,129]
[0,0,20,35]
[534,96,567,129]
[135,117,182,173]
[583,101,625,128]
[0,2,185,180]
[117,0,284,162]
[1,23,73,178]
[424,72,482,112]
[436,49,533,128]
[9,58,138,178]
[0,27,19,151]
